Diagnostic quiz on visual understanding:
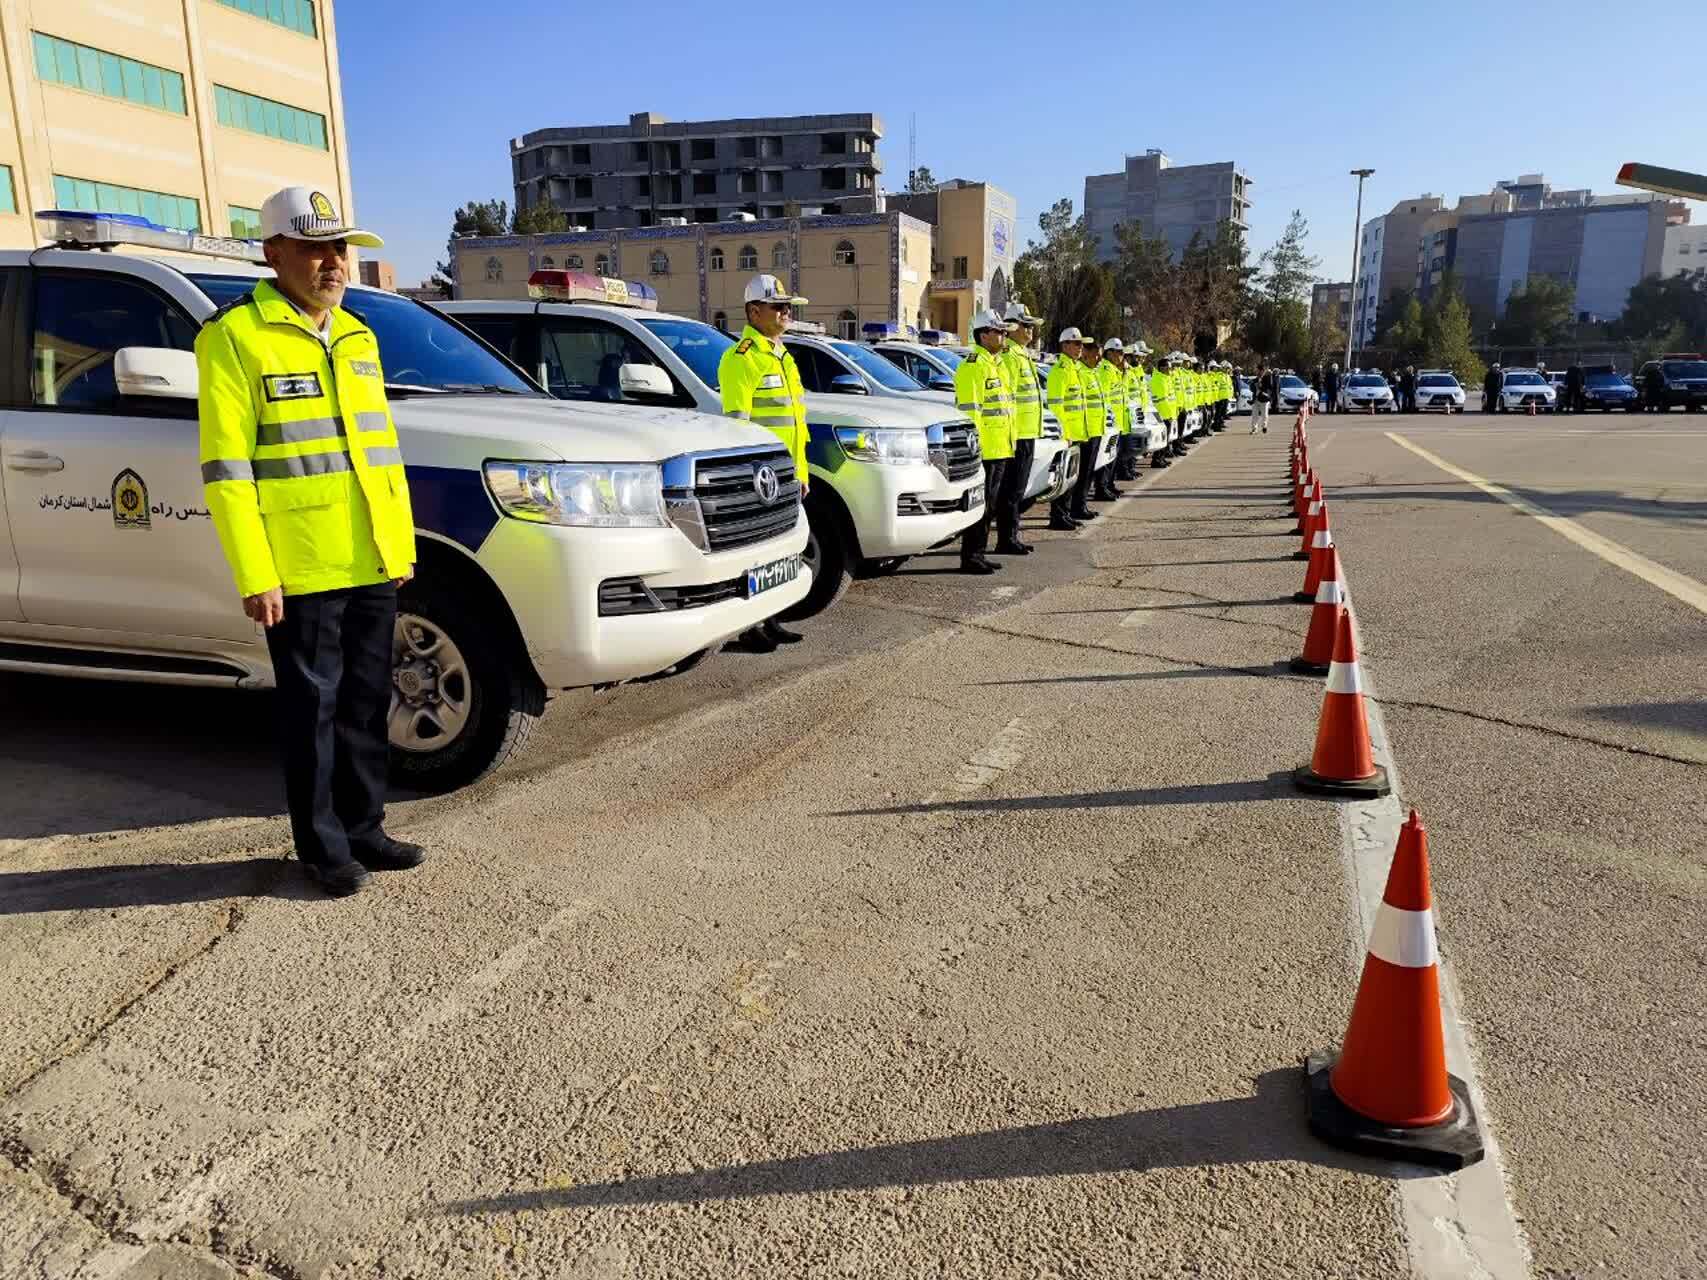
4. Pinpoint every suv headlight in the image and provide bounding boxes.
[484,461,667,528]
[834,426,929,466]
